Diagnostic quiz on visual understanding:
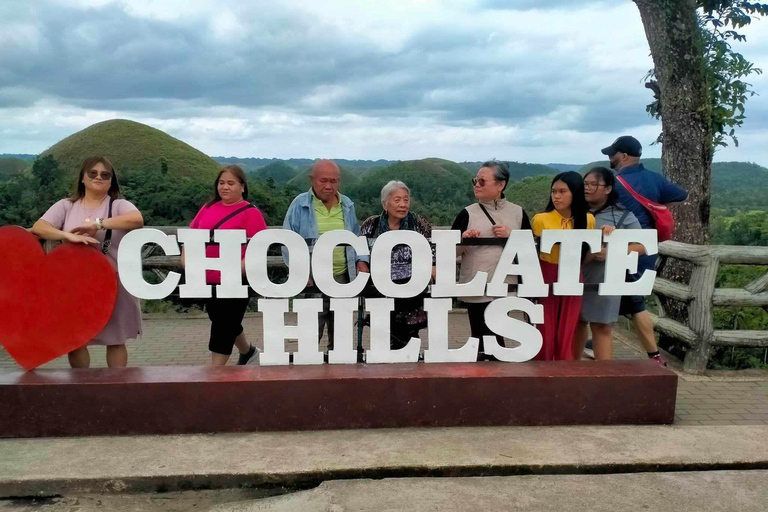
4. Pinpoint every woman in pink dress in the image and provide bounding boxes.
[185,165,267,366]
[30,156,144,368]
